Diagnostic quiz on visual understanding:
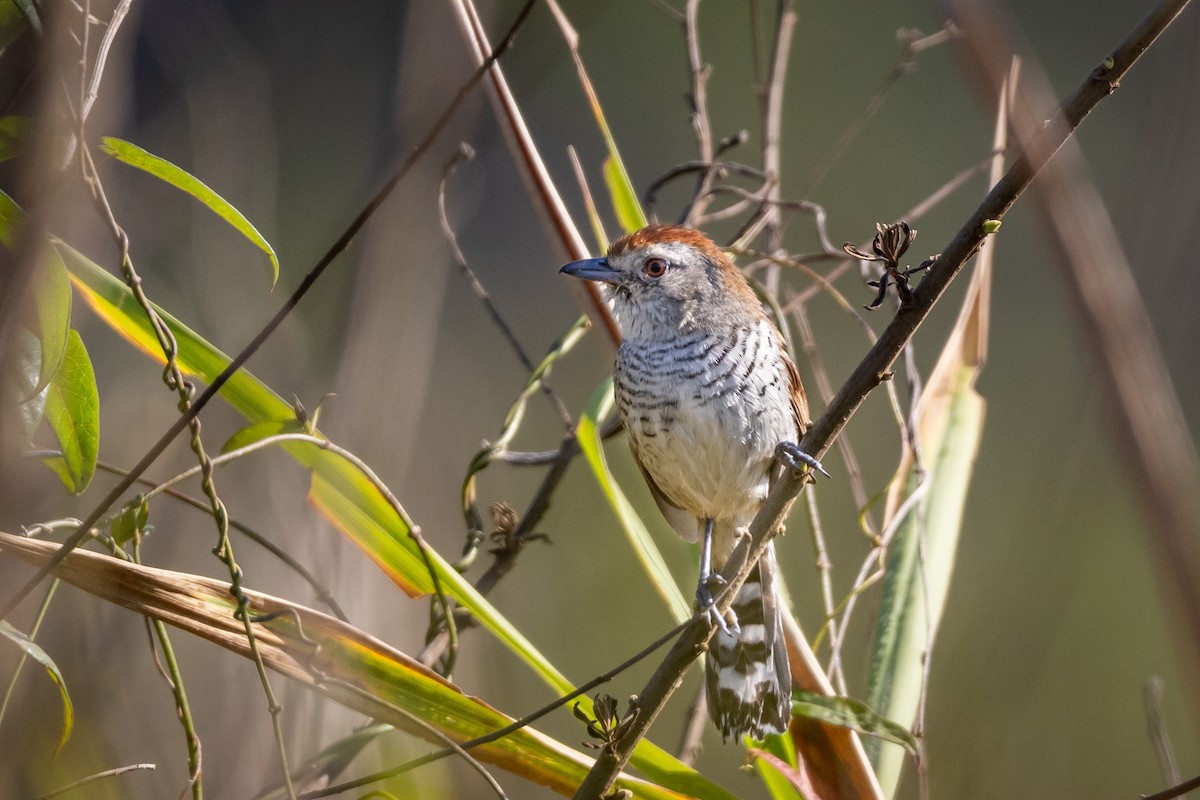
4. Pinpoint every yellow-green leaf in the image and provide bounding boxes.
[792,691,917,754]
[577,379,689,623]
[0,189,73,396]
[111,496,149,546]
[100,137,279,287]
[222,418,308,454]
[603,155,647,234]
[545,0,647,234]
[0,115,31,163]
[0,618,72,752]
[40,329,98,494]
